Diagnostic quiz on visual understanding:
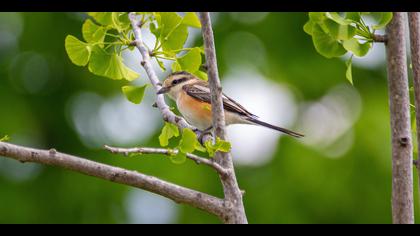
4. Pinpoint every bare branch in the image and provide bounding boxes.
[386,12,414,224]
[104,145,228,176]
[128,12,212,143]
[0,141,225,218]
[372,34,387,43]
[199,12,248,224]
[408,12,420,166]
